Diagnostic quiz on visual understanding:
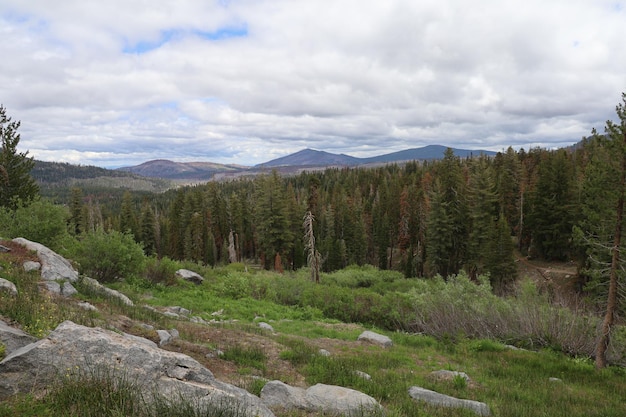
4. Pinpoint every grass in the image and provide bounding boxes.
[1,250,625,417]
